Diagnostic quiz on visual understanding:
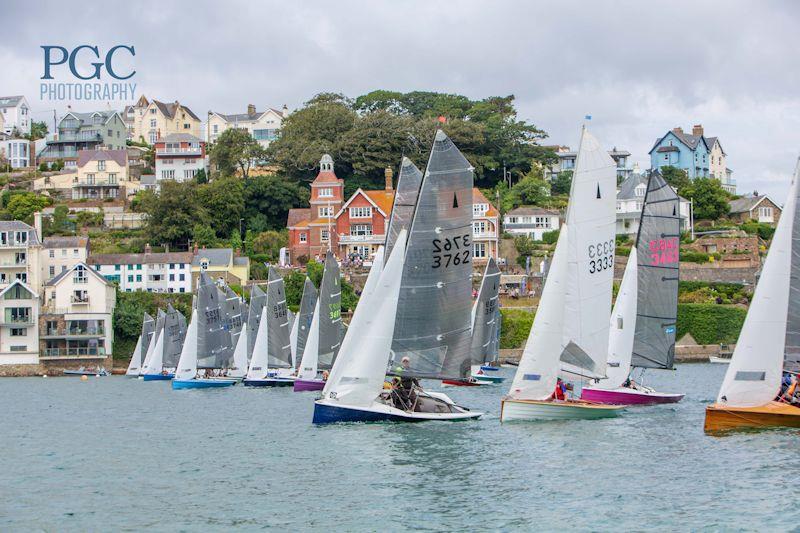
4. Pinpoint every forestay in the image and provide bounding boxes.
[391,130,474,380]
[385,157,423,260]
